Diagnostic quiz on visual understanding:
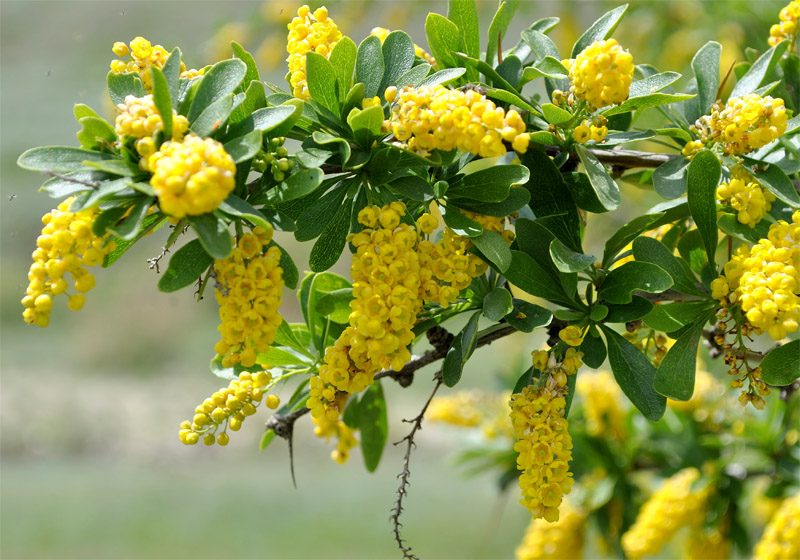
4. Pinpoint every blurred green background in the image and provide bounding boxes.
[0,1,784,558]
